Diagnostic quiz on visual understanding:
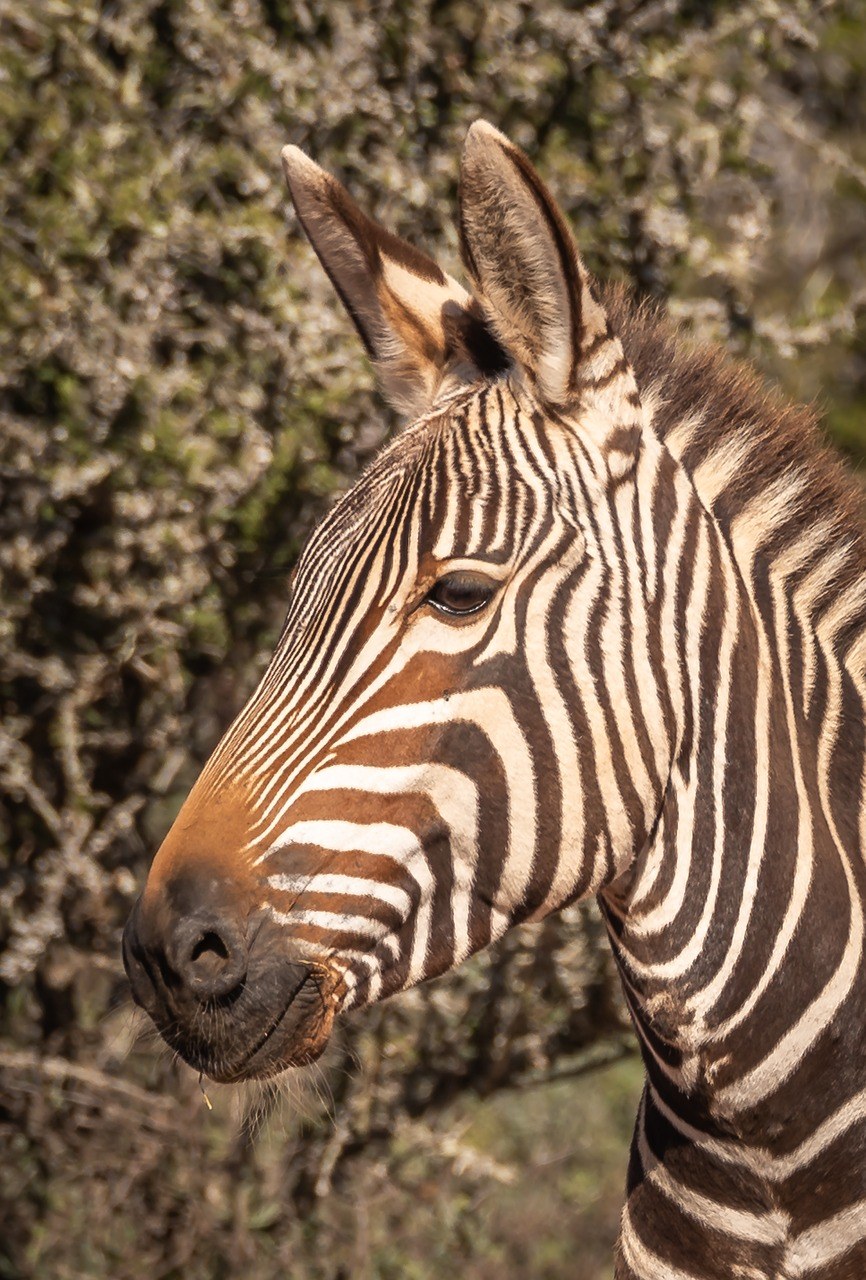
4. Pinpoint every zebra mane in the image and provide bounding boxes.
[604,283,866,656]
